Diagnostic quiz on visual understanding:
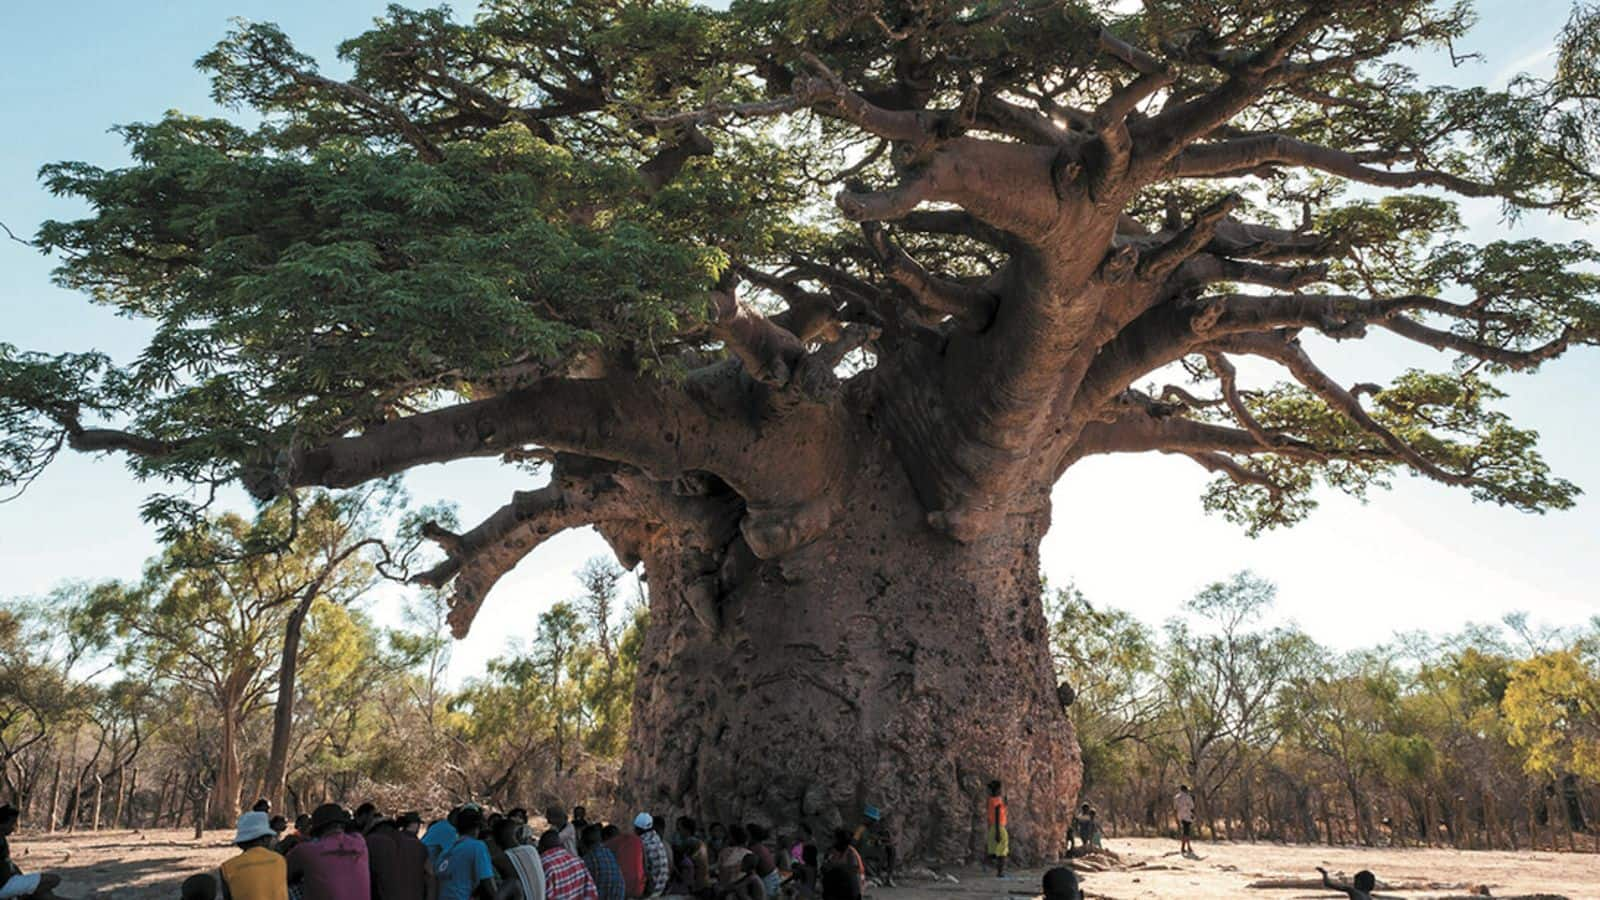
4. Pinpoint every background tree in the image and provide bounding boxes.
[4,0,1600,857]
